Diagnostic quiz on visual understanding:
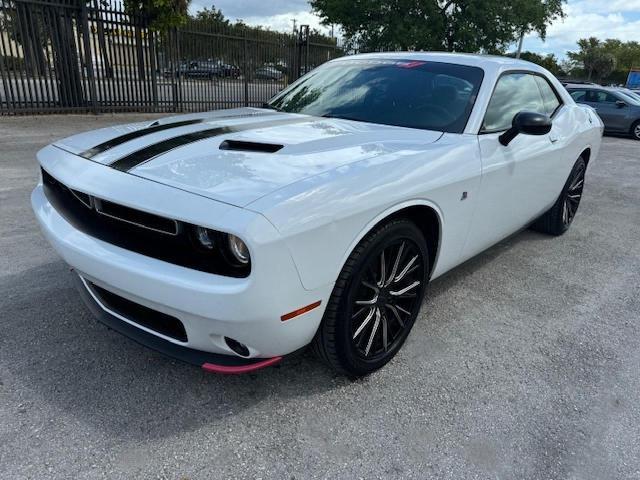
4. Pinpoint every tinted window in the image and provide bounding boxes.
[482,73,545,132]
[592,91,618,103]
[268,59,484,133]
[569,89,587,102]
[534,76,561,115]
